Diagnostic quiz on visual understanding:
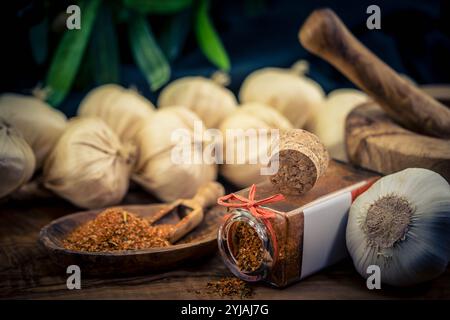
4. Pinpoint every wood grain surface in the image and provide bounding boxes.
[1,179,449,299]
